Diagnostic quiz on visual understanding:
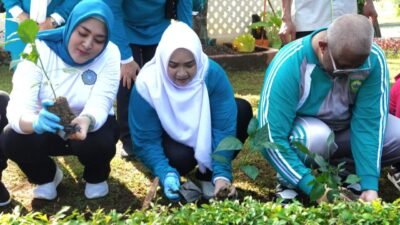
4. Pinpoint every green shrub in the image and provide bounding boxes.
[1,197,400,224]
